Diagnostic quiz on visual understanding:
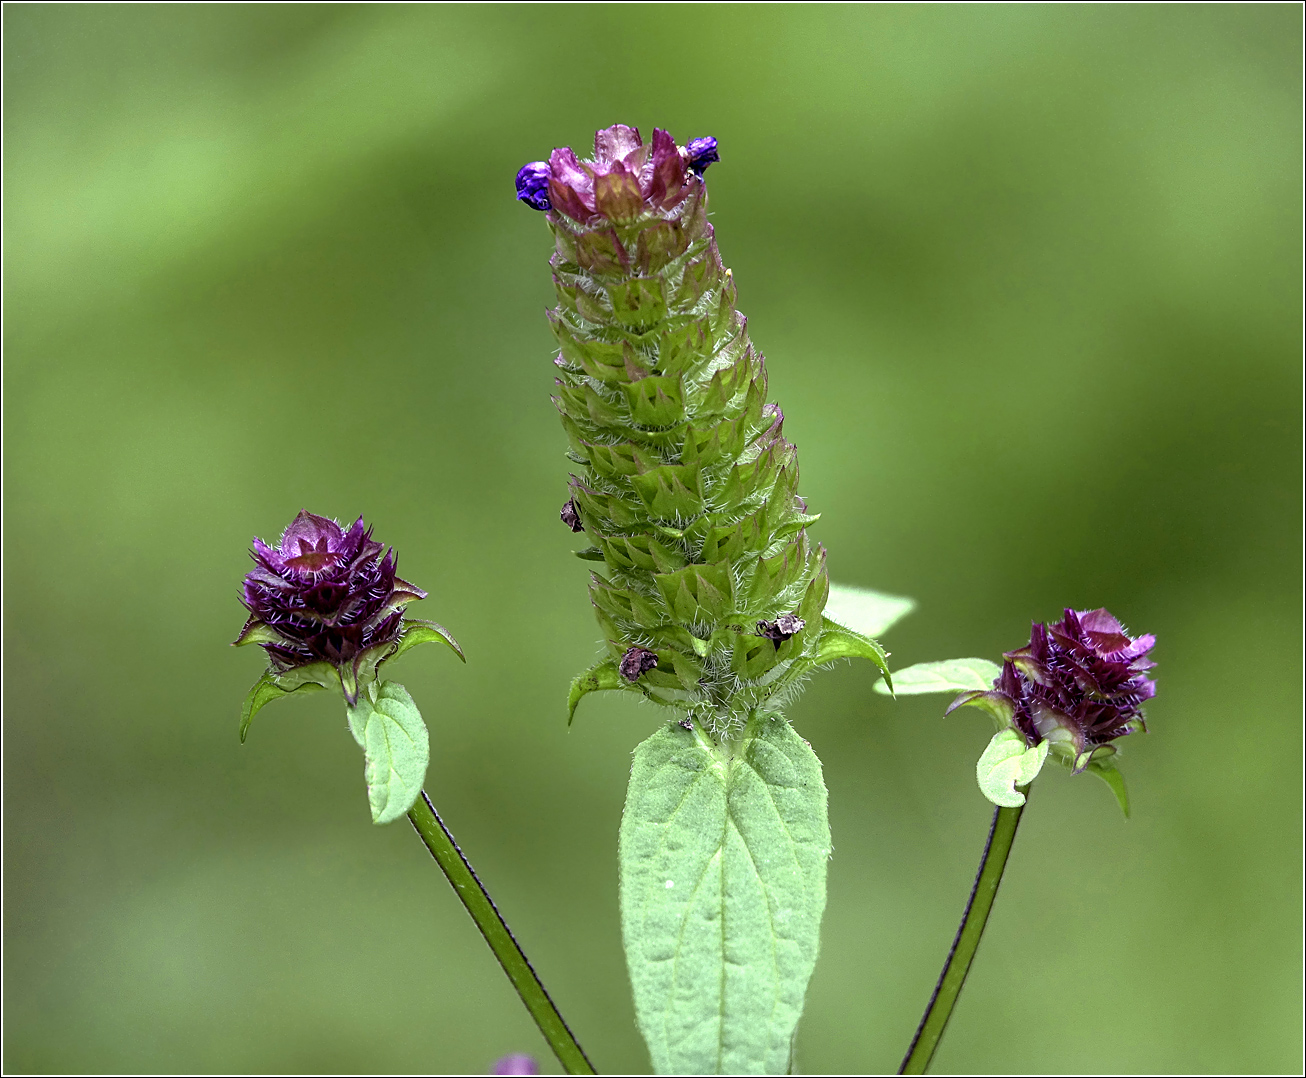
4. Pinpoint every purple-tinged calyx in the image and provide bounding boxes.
[950,607,1156,771]
[517,124,698,224]
[758,614,805,647]
[620,646,659,682]
[684,137,719,176]
[516,162,552,212]
[560,498,584,532]
[234,510,425,704]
